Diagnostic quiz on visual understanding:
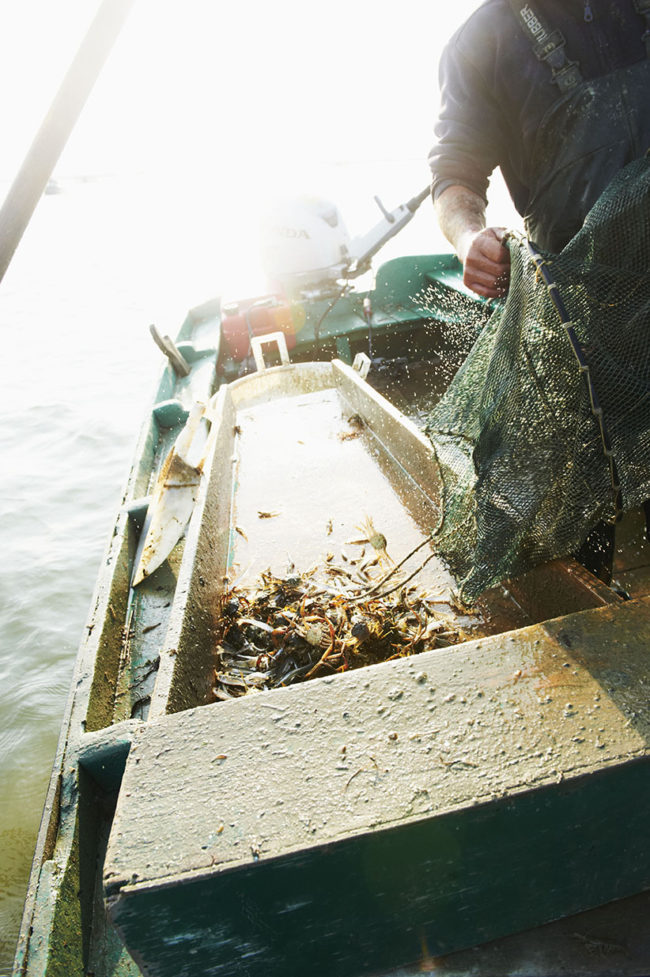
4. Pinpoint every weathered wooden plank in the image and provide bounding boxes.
[104,598,650,977]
